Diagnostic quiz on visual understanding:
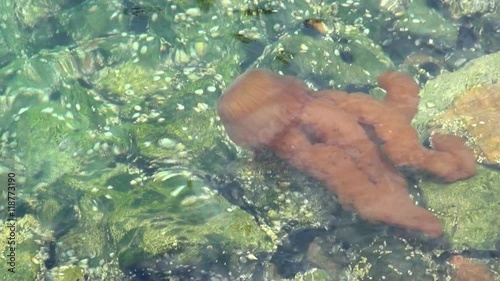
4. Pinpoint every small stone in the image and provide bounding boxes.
[186,8,201,17]
[194,42,207,57]
[158,137,176,148]
[132,42,139,51]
